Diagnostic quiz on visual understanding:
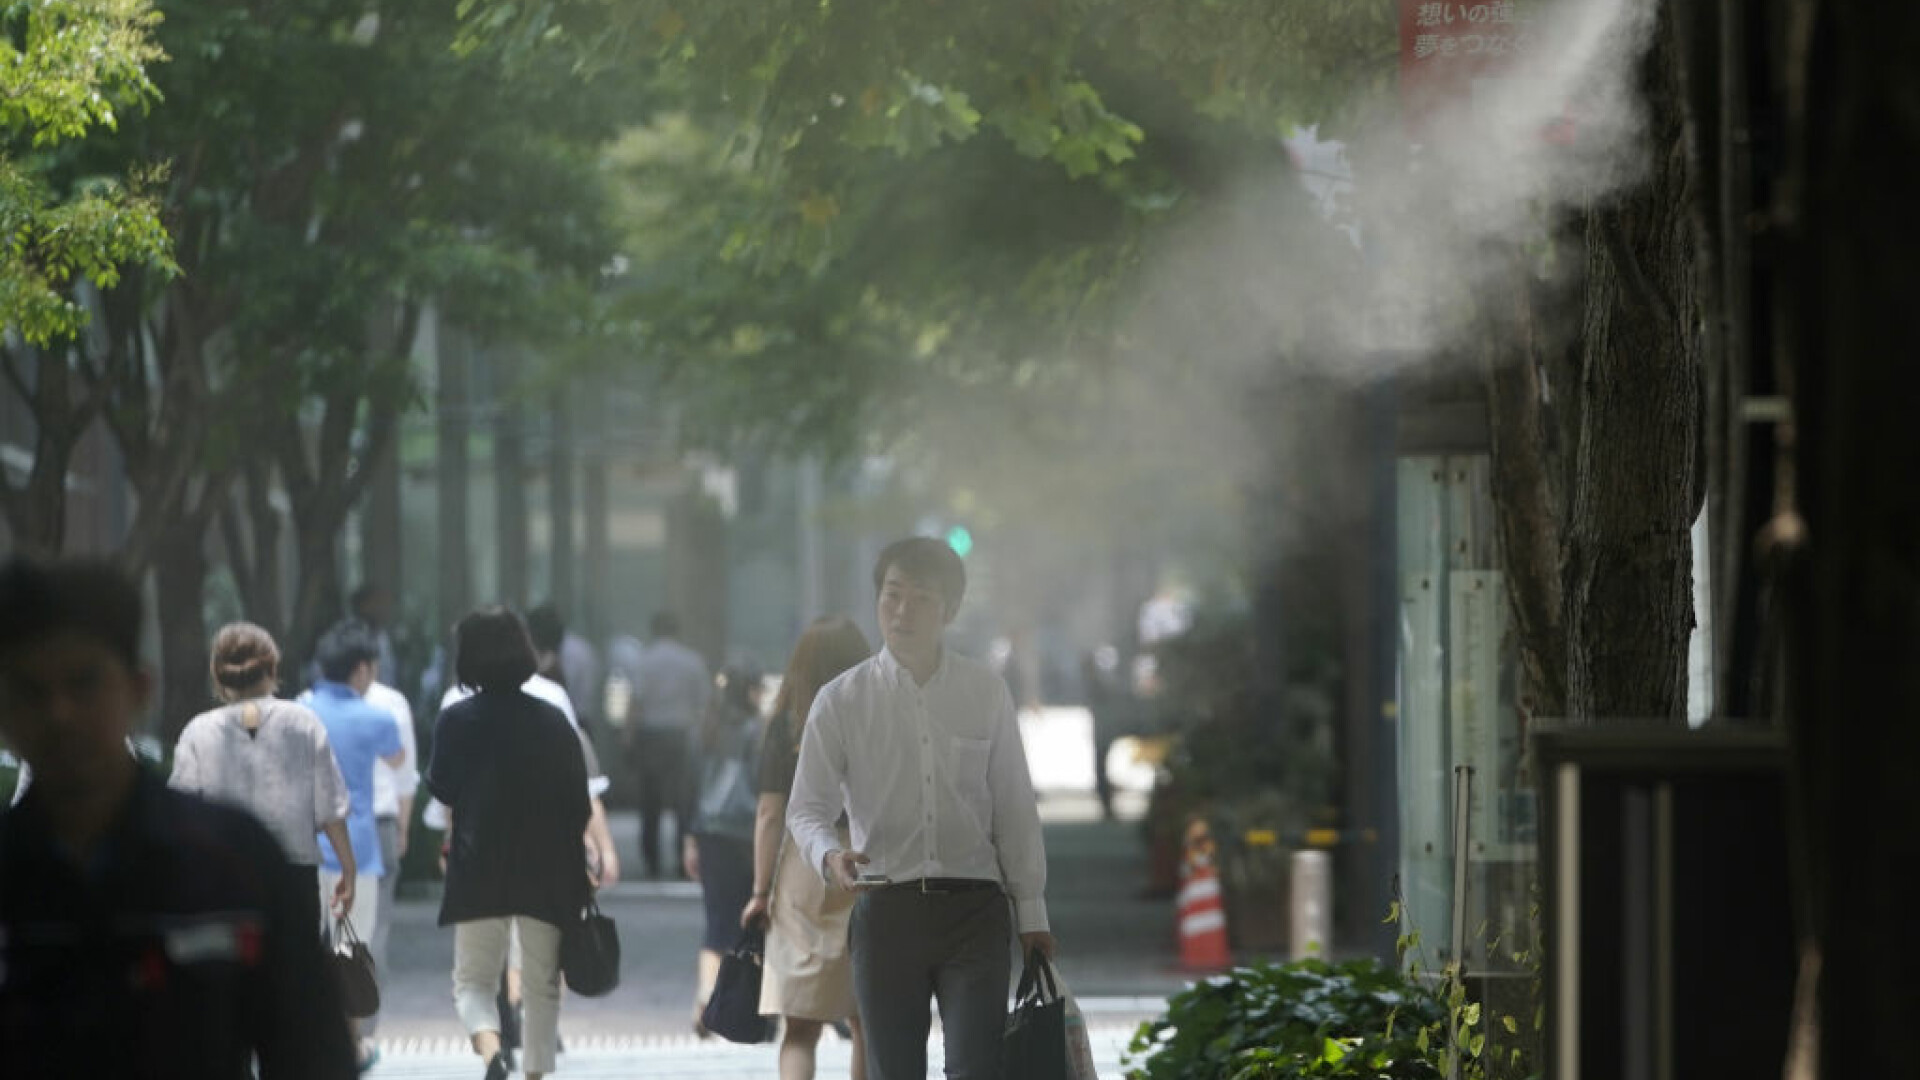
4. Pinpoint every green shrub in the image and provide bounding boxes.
[1124,957,1448,1080]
